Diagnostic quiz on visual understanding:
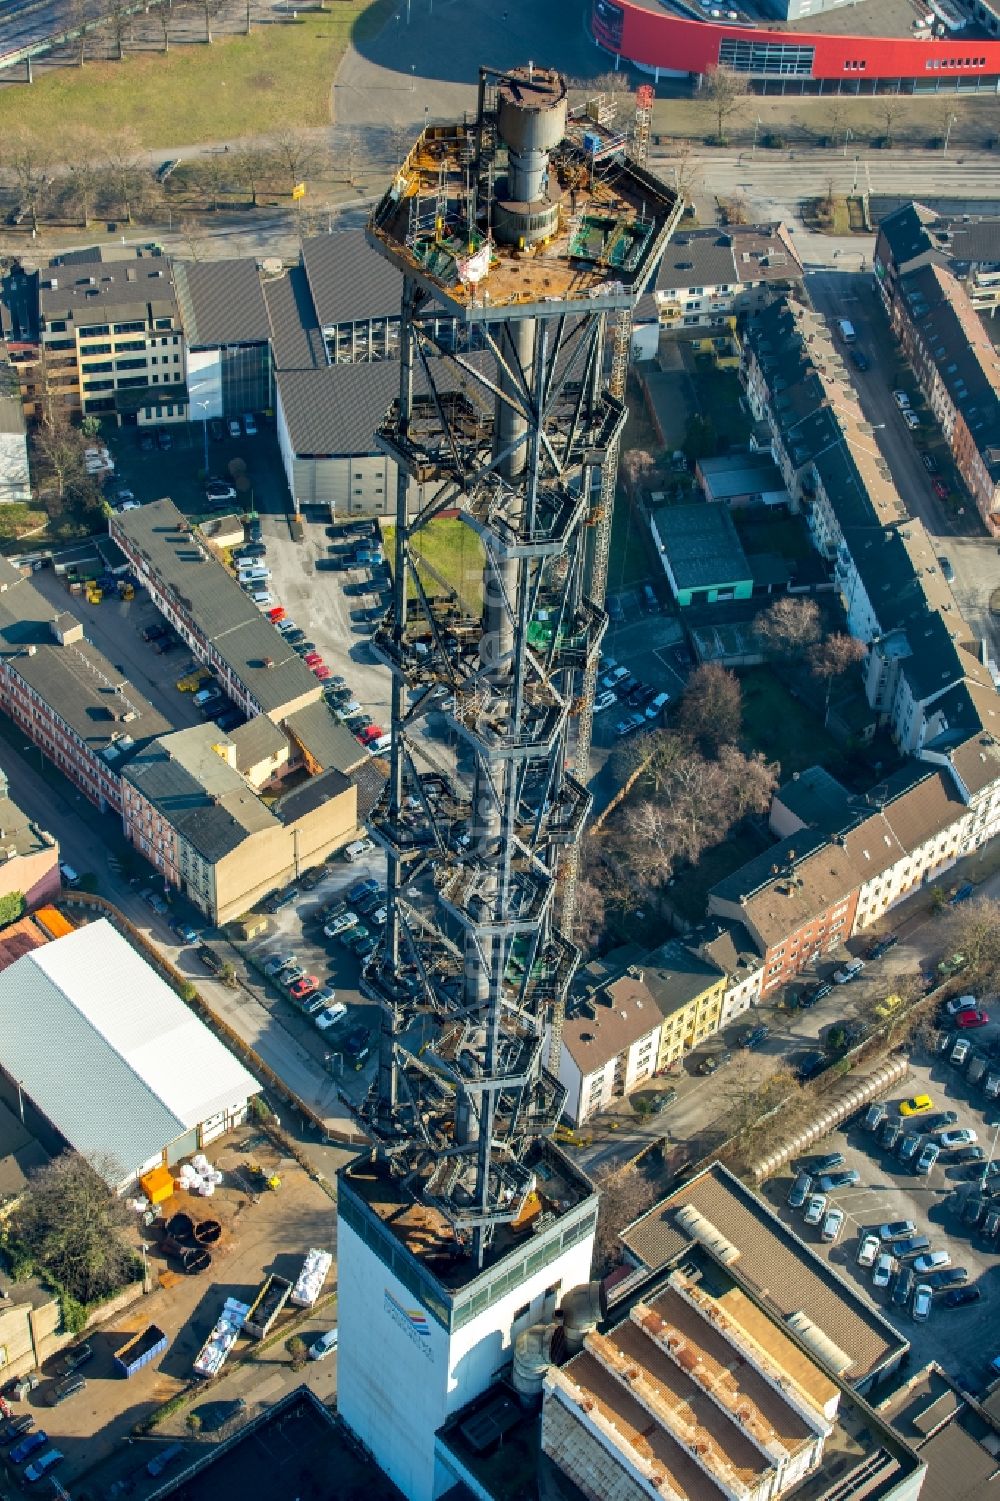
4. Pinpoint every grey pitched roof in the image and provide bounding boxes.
[227,713,288,773]
[0,359,25,436]
[173,259,271,348]
[301,230,402,327]
[0,919,258,1181]
[276,350,495,459]
[285,700,365,775]
[877,201,940,273]
[272,765,351,823]
[947,219,1000,267]
[655,231,737,292]
[122,725,278,864]
[350,755,388,823]
[110,500,322,719]
[264,266,327,371]
[0,560,171,762]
